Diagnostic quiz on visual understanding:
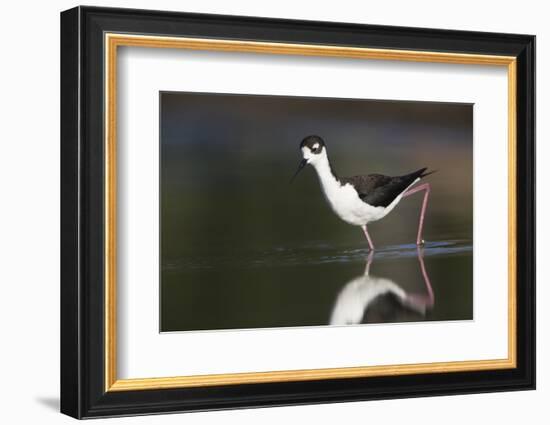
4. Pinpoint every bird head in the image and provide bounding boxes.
[290,135,327,182]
